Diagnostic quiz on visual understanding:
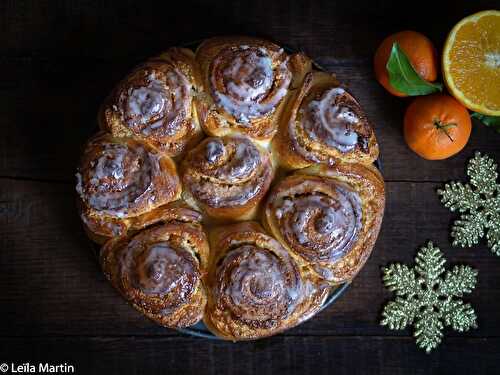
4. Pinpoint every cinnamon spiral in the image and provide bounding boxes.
[264,162,385,283]
[205,222,329,340]
[210,45,291,124]
[196,37,310,142]
[101,208,209,328]
[181,136,273,220]
[76,132,181,242]
[77,36,385,338]
[101,48,203,157]
[274,71,379,168]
